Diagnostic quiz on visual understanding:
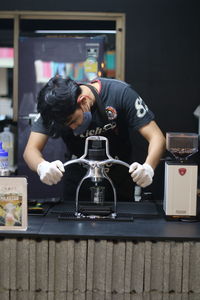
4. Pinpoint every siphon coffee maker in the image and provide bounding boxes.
[164,132,199,216]
[63,136,130,219]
